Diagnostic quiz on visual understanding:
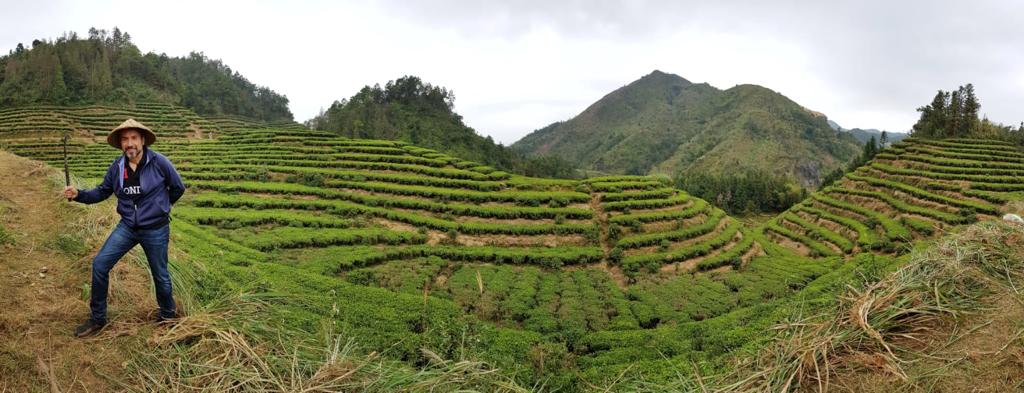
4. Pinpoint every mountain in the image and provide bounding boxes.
[0,27,293,121]
[828,120,909,146]
[512,70,862,187]
[846,128,908,146]
[306,75,577,178]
